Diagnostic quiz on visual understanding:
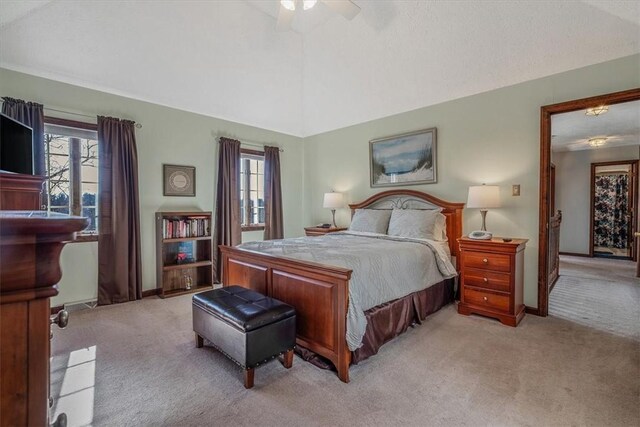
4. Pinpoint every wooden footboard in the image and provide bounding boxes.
[220,245,353,383]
